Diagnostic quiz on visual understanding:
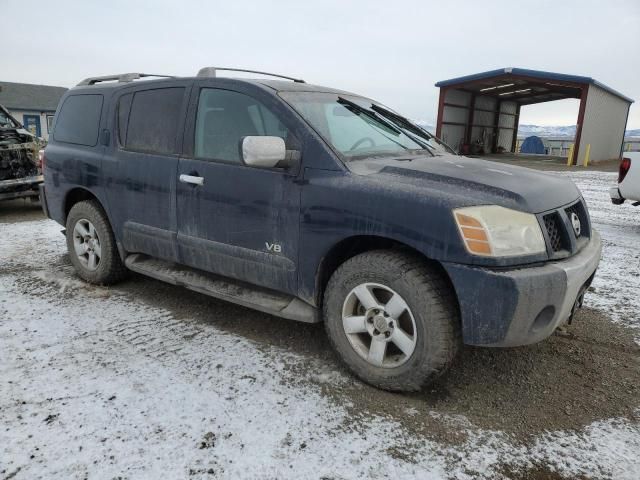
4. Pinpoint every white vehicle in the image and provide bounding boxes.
[610,152,640,206]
